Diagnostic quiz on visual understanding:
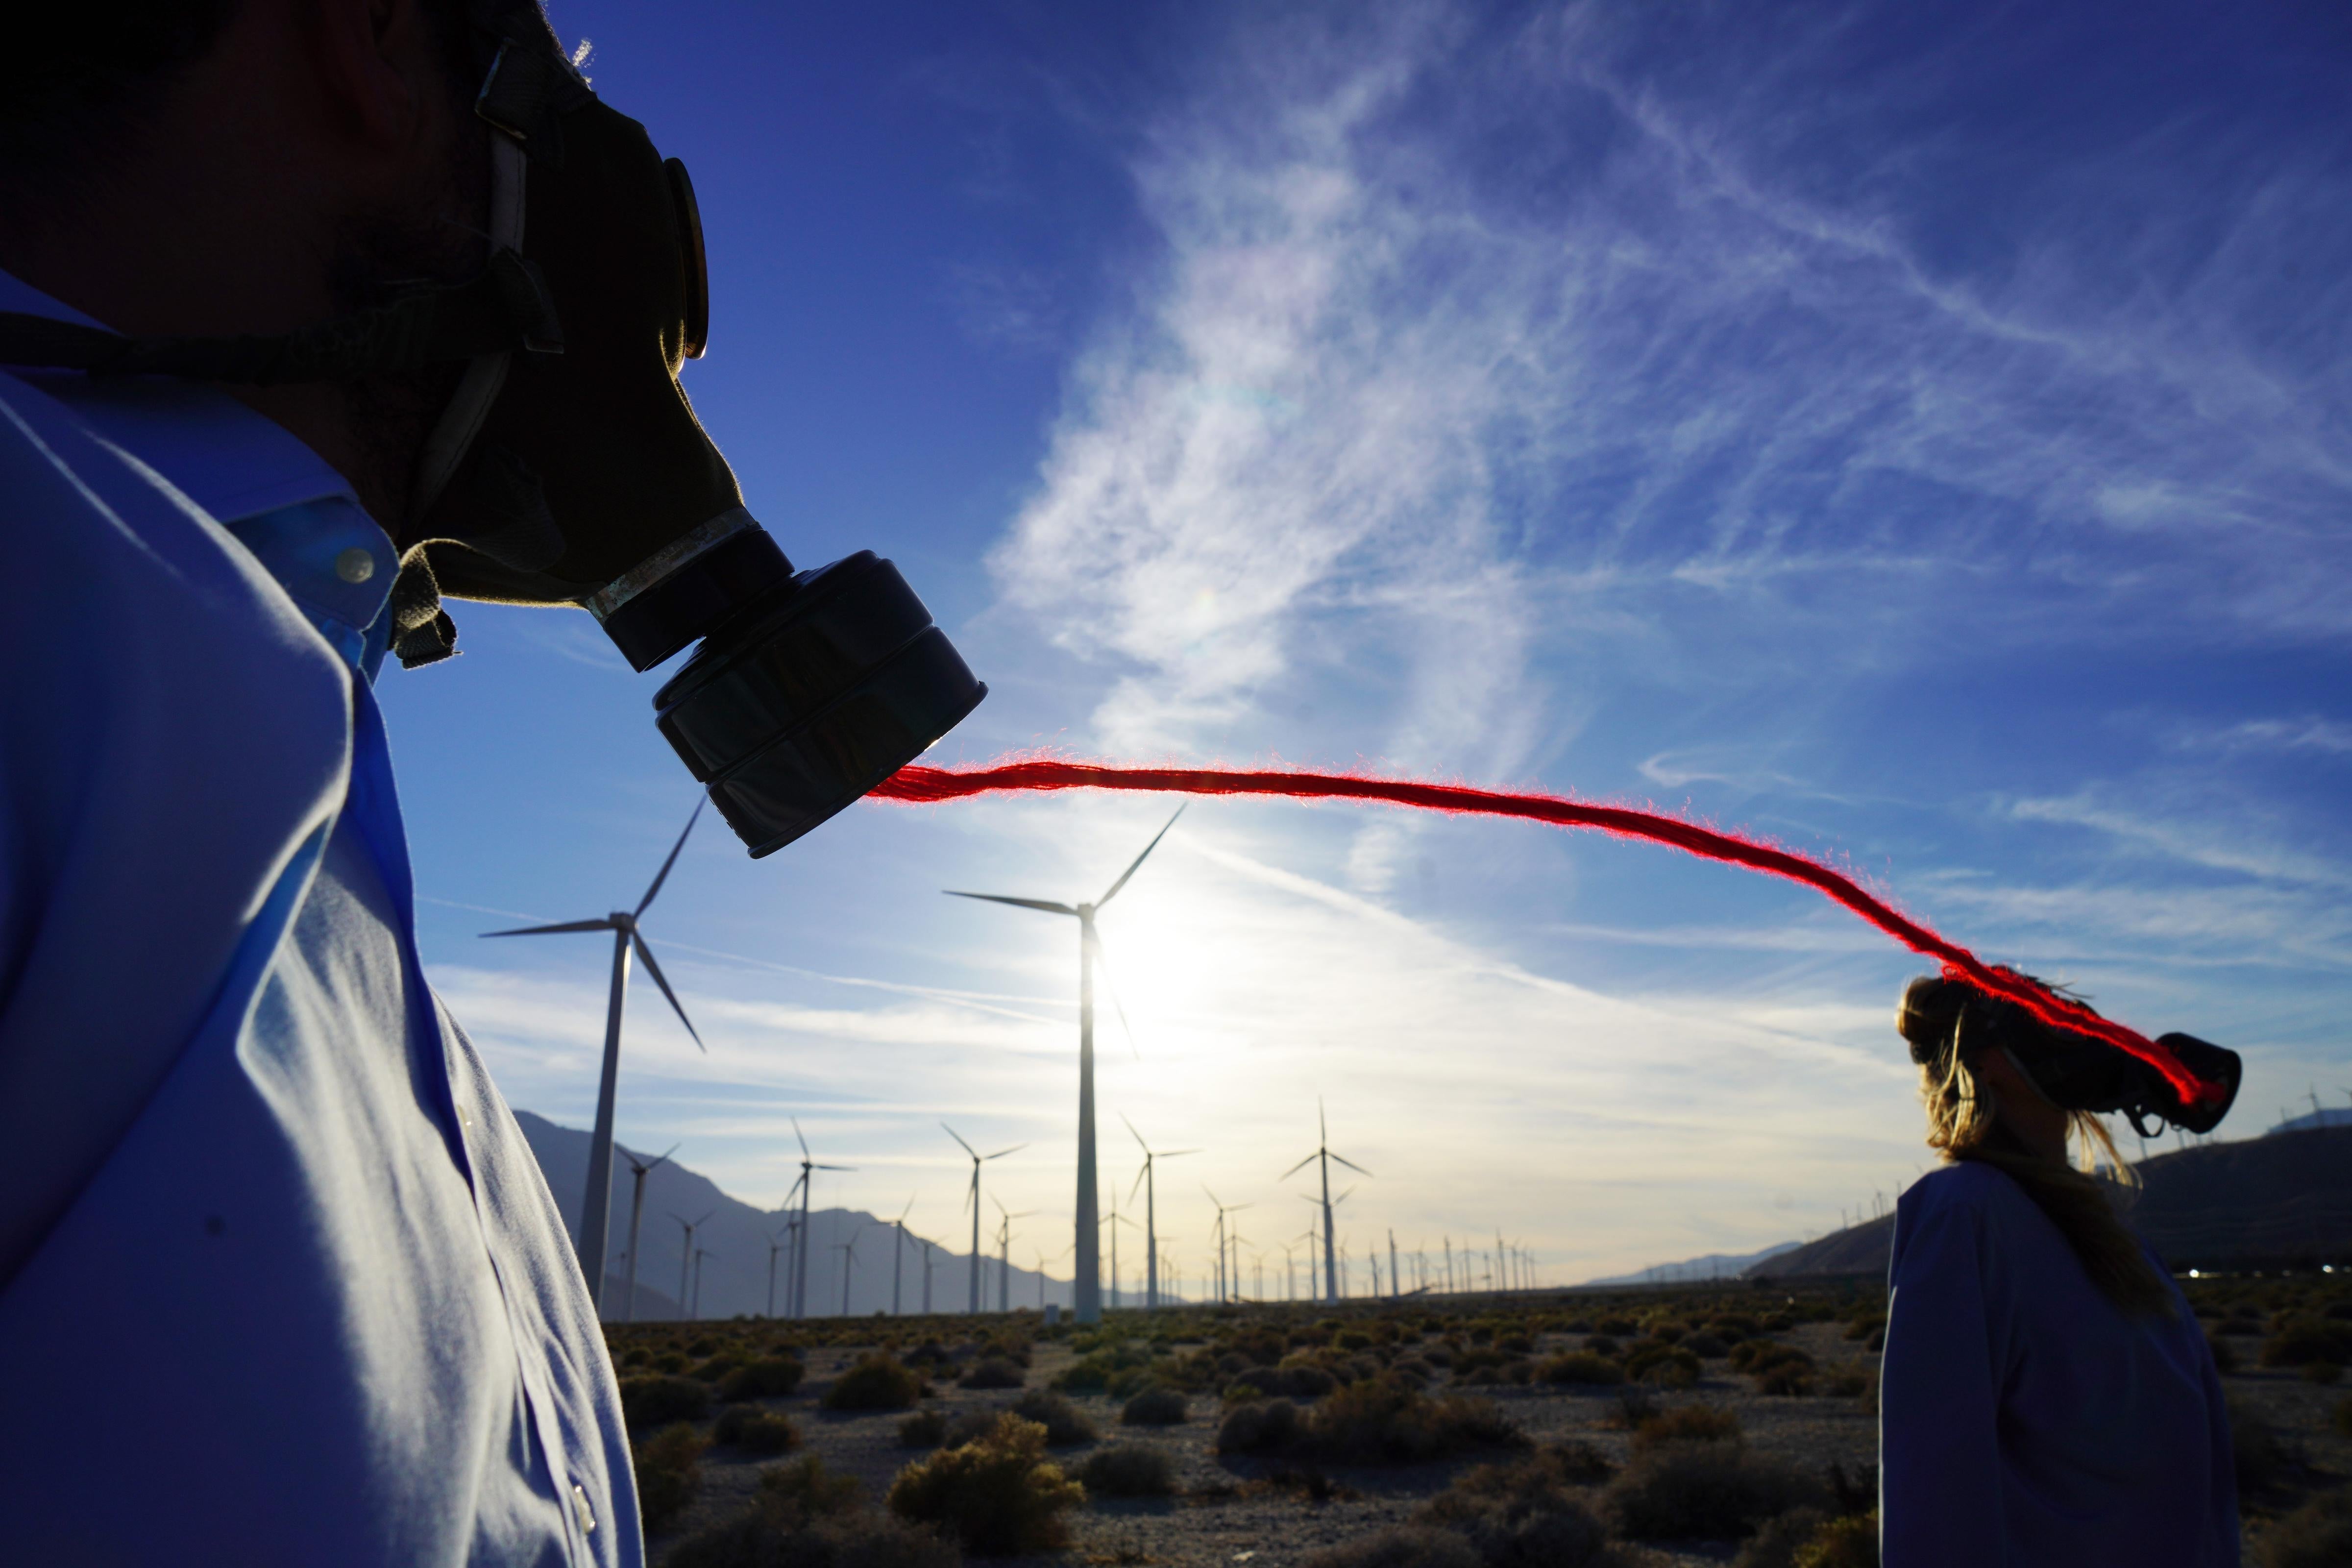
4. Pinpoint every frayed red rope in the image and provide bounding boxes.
[873,757,2219,1106]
